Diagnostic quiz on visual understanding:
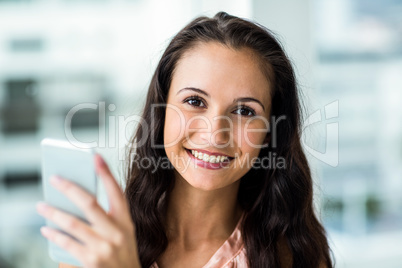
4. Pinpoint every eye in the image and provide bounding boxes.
[233,106,256,117]
[183,95,206,108]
